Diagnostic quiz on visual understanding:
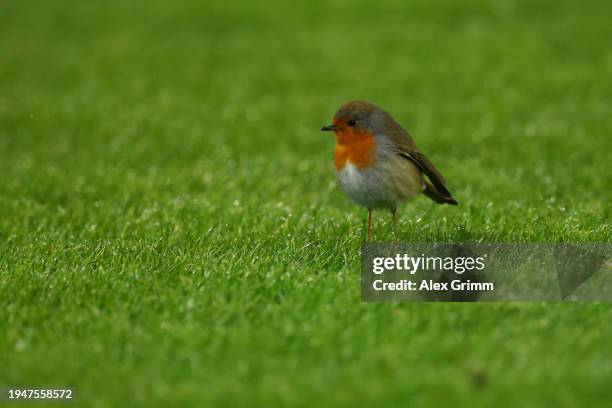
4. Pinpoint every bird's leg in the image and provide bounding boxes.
[367,209,373,241]
[391,208,398,242]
